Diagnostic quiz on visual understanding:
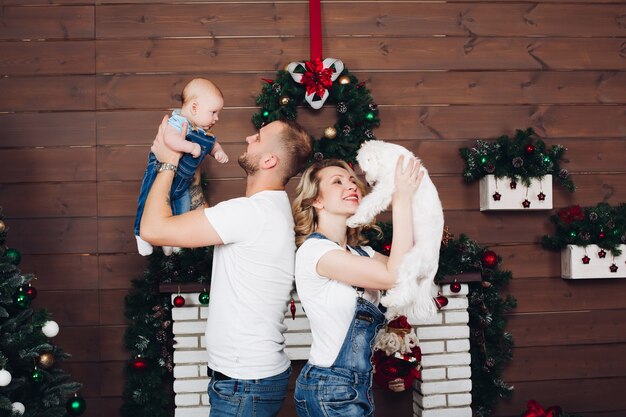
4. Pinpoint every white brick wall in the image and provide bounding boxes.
[169,284,474,416]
